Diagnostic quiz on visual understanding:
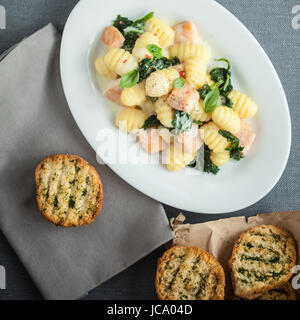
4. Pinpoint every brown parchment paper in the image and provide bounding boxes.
[171,211,300,299]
